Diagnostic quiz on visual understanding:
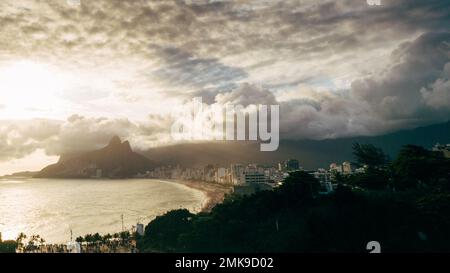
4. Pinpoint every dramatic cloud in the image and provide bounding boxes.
[150,46,247,92]
[215,83,277,106]
[213,32,450,139]
[0,0,449,171]
[421,63,450,110]
[0,119,60,161]
[350,32,450,130]
[0,114,174,162]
